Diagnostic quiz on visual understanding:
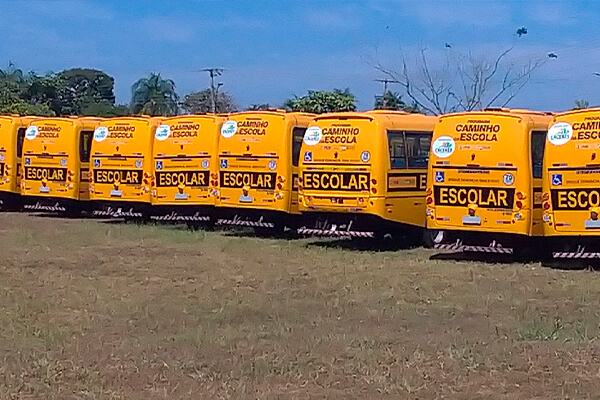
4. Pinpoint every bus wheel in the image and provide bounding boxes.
[424,230,445,248]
